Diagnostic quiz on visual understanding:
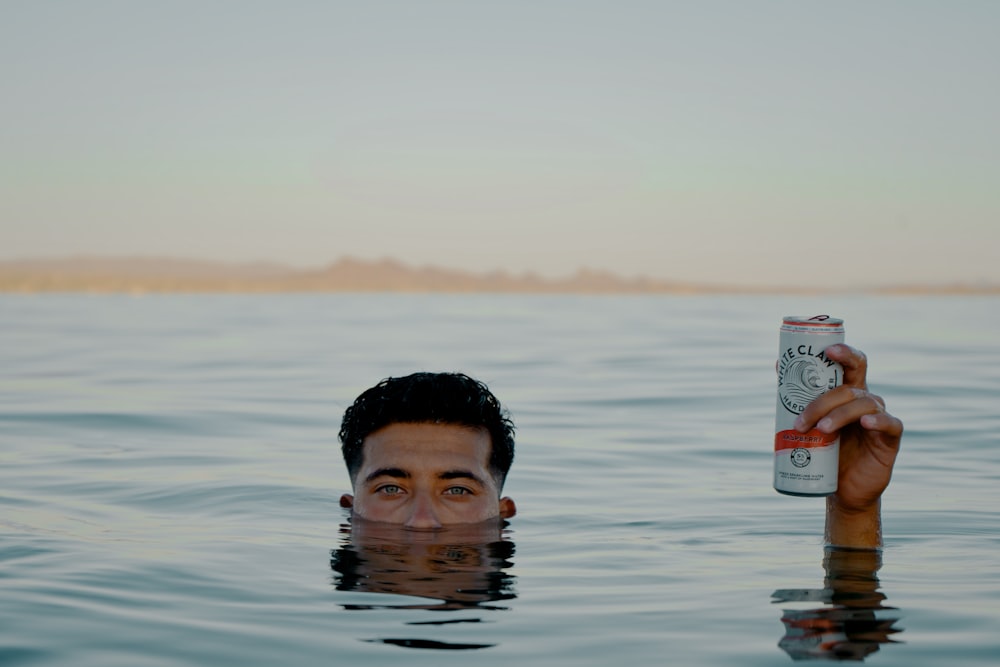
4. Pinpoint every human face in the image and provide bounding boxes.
[340,422,516,528]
